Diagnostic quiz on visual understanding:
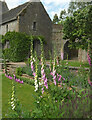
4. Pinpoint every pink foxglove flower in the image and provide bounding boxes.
[88,78,92,86]
[53,75,56,80]
[58,75,62,81]
[41,68,44,75]
[57,73,59,77]
[44,78,48,89]
[41,66,48,89]
[31,61,34,71]
[46,84,48,89]
[17,79,20,83]
[87,52,92,66]
[53,70,56,76]
[19,80,23,84]
[42,87,44,94]
[54,80,56,86]
[9,76,12,80]
[42,74,45,80]
[15,78,18,82]
[33,72,36,77]
[50,72,53,76]
[61,52,64,60]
